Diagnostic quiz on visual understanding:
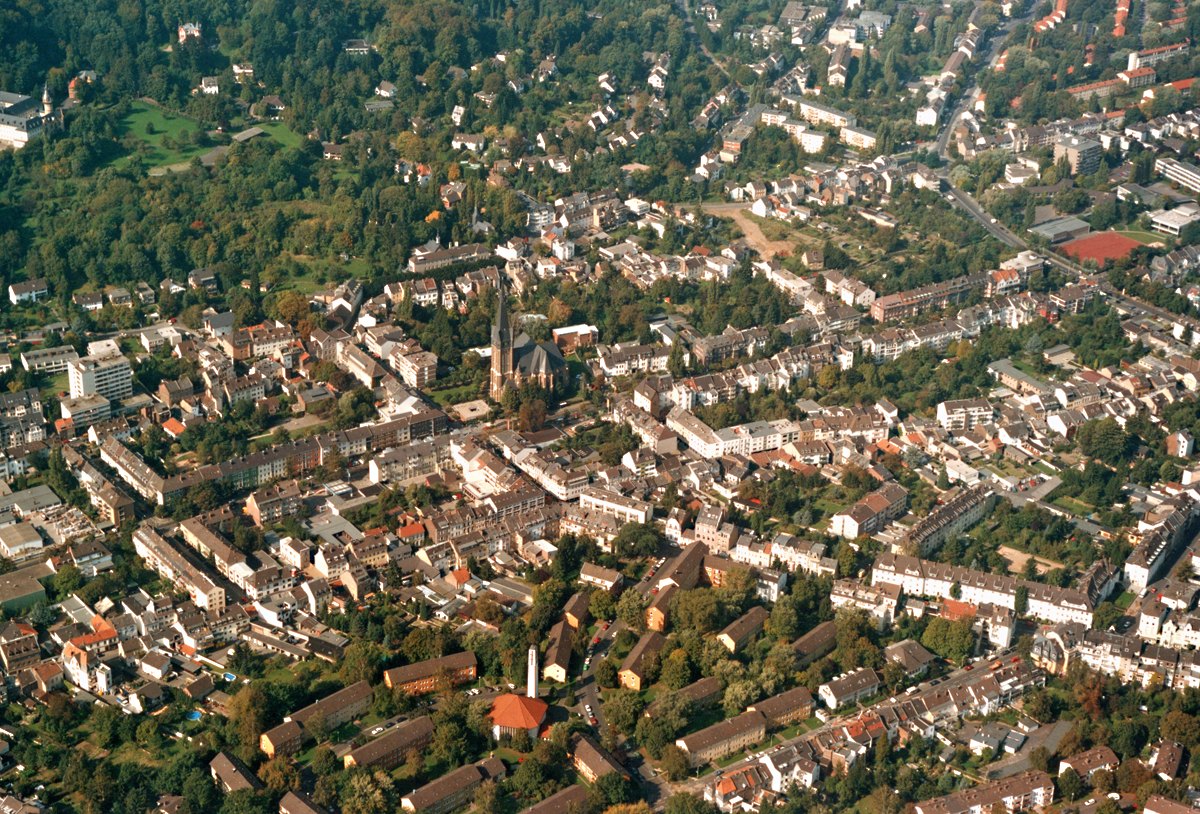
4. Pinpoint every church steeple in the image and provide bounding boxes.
[490,279,513,400]
[41,84,52,116]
